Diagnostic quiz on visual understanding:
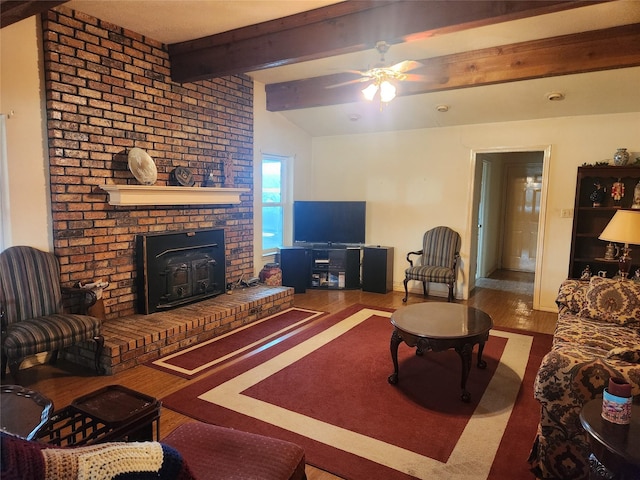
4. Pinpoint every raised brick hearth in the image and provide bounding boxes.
[65,286,294,374]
